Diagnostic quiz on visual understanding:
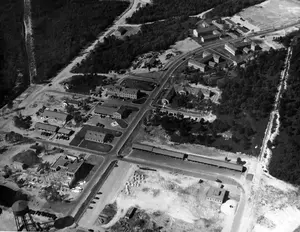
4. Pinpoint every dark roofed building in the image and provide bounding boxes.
[193,26,215,37]
[200,34,220,43]
[35,122,59,132]
[43,110,68,122]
